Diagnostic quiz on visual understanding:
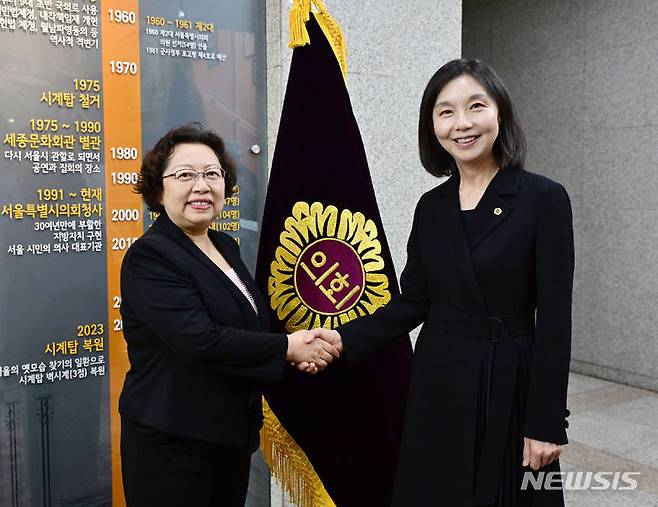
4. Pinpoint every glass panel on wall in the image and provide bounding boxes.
[0,1,267,504]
